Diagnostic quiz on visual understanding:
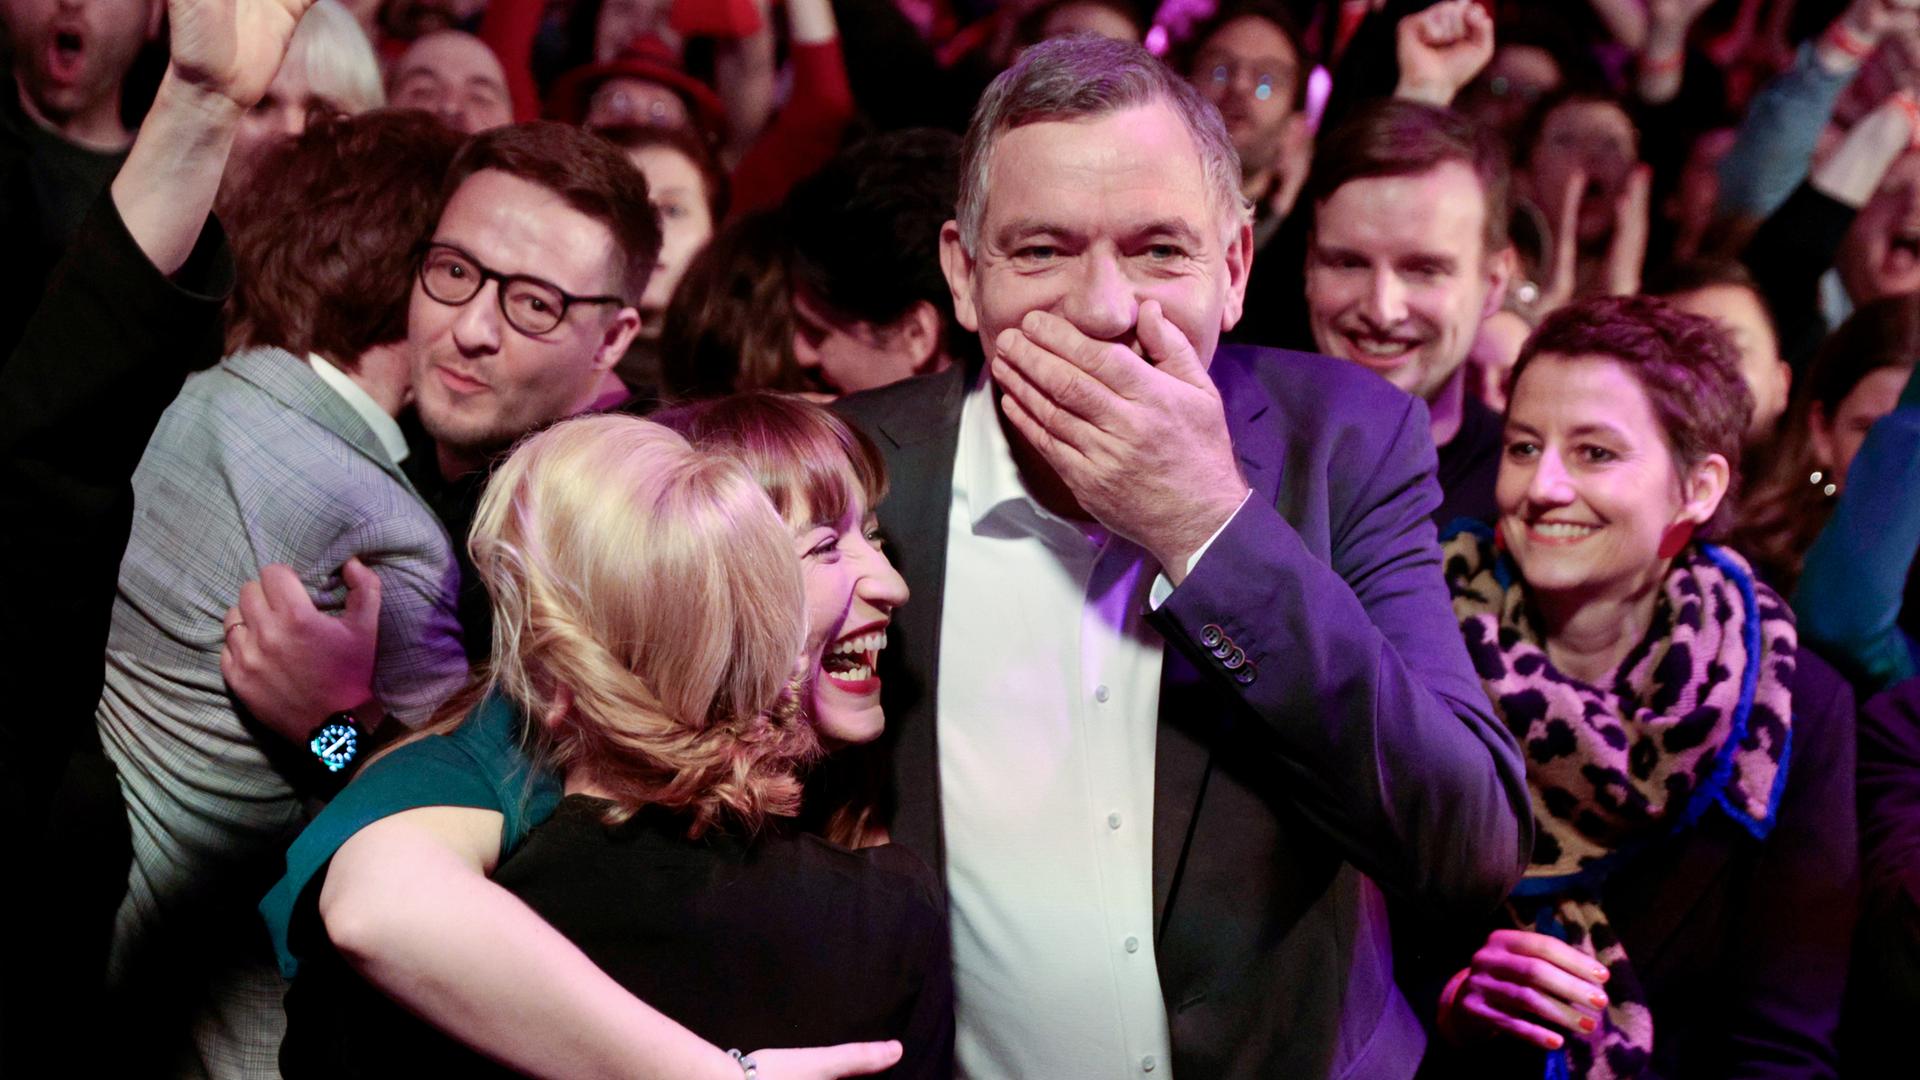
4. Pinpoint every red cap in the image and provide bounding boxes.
[546,35,729,141]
